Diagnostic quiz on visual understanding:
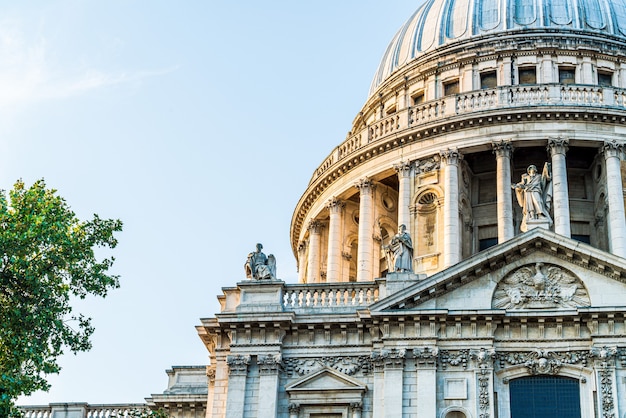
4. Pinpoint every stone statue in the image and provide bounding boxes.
[384,224,414,273]
[512,163,553,231]
[245,243,276,280]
